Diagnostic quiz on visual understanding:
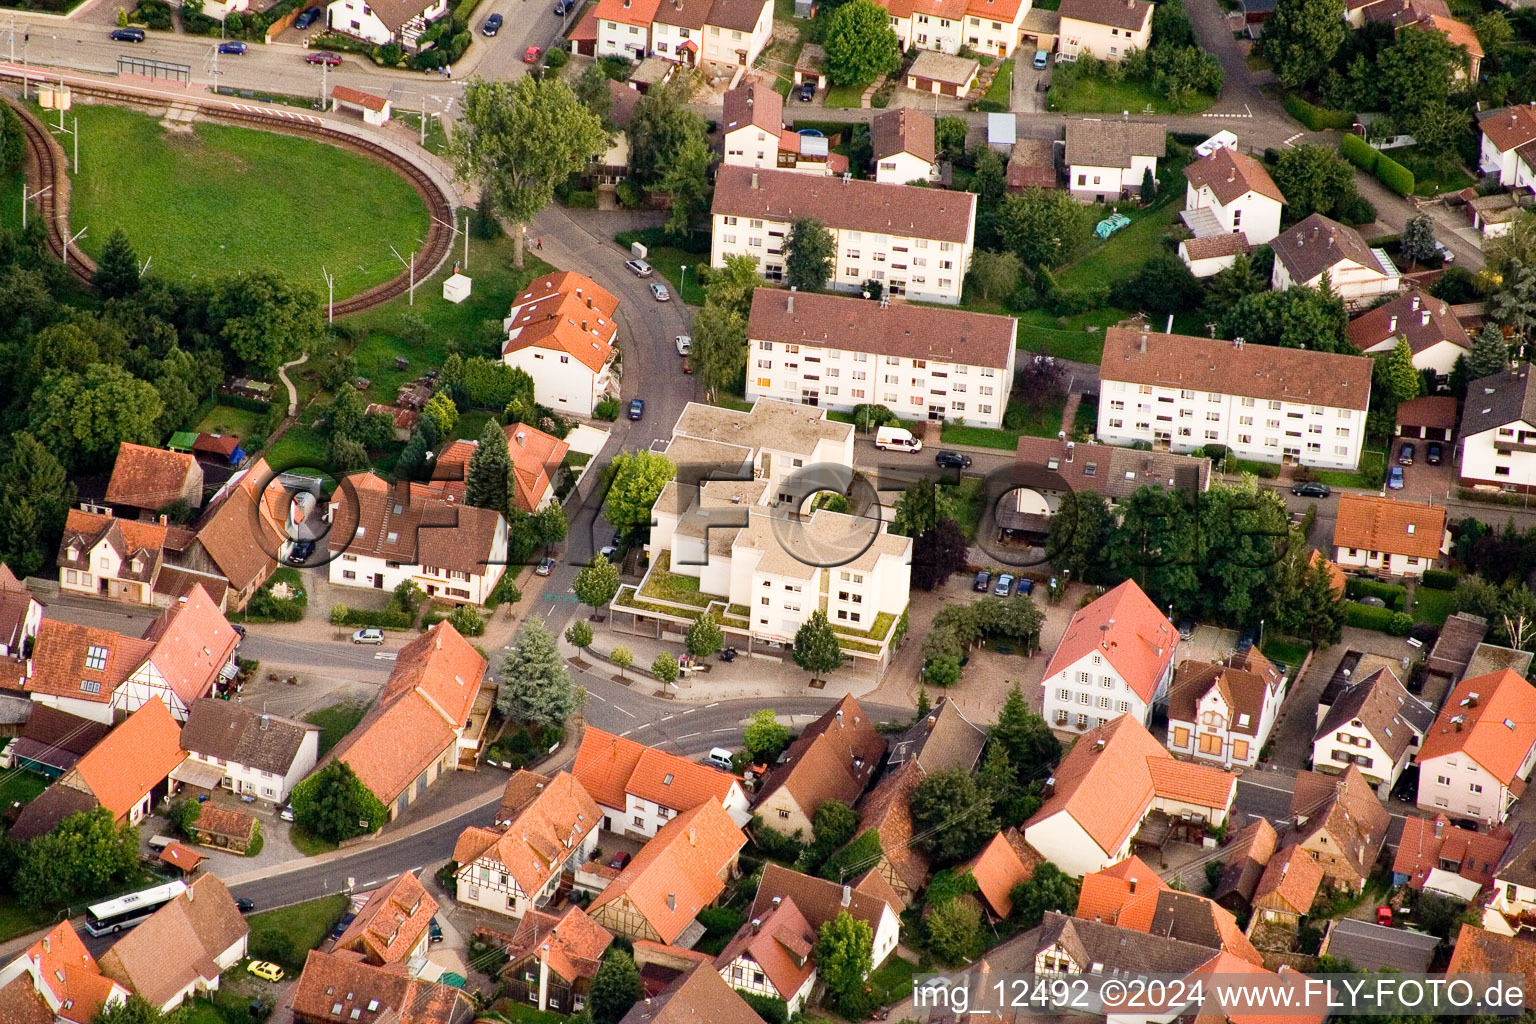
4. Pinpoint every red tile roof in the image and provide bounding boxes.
[1075,855,1167,923]
[1481,105,1536,153]
[1392,813,1509,890]
[194,458,284,595]
[712,166,976,244]
[1417,669,1536,784]
[431,422,569,513]
[1044,580,1177,702]
[1446,924,1536,1003]
[160,842,207,874]
[1184,147,1285,206]
[289,949,473,1024]
[711,896,817,1001]
[26,618,154,705]
[504,271,619,374]
[98,875,249,1011]
[963,828,1042,918]
[1333,493,1446,560]
[572,728,740,816]
[337,871,439,965]
[332,84,390,112]
[755,695,885,820]
[70,697,185,821]
[20,921,124,1024]
[141,584,240,710]
[453,771,601,897]
[1347,288,1467,358]
[105,442,200,509]
[723,78,782,136]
